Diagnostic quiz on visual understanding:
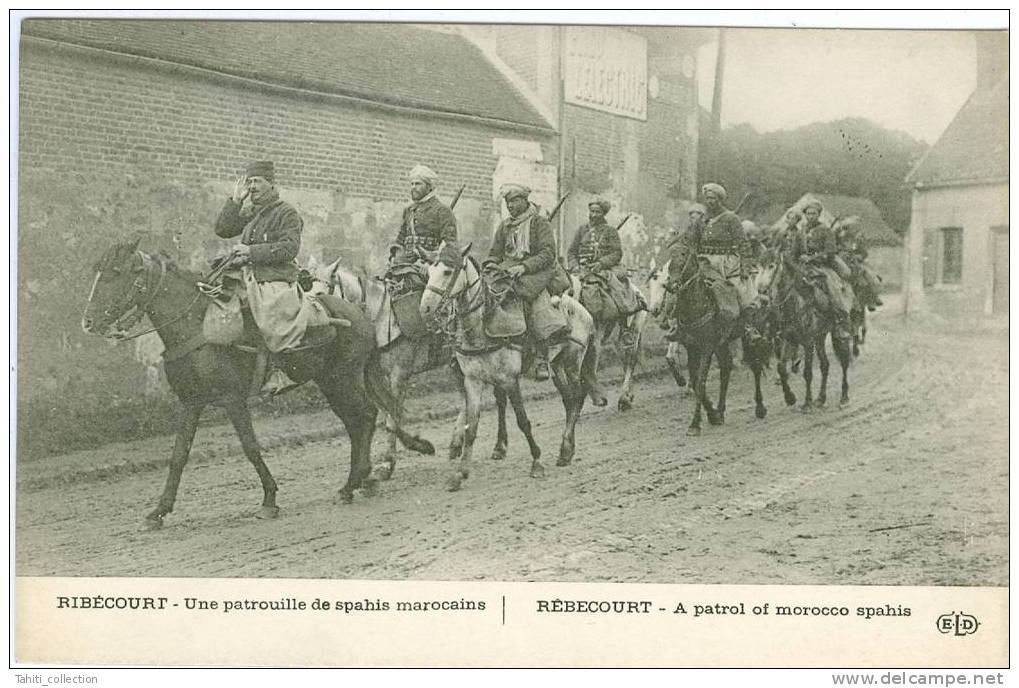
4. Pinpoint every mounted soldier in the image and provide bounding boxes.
[212,160,335,395]
[667,183,762,342]
[836,216,883,311]
[566,196,649,411]
[487,184,571,382]
[792,199,855,339]
[567,196,643,316]
[391,164,458,268]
